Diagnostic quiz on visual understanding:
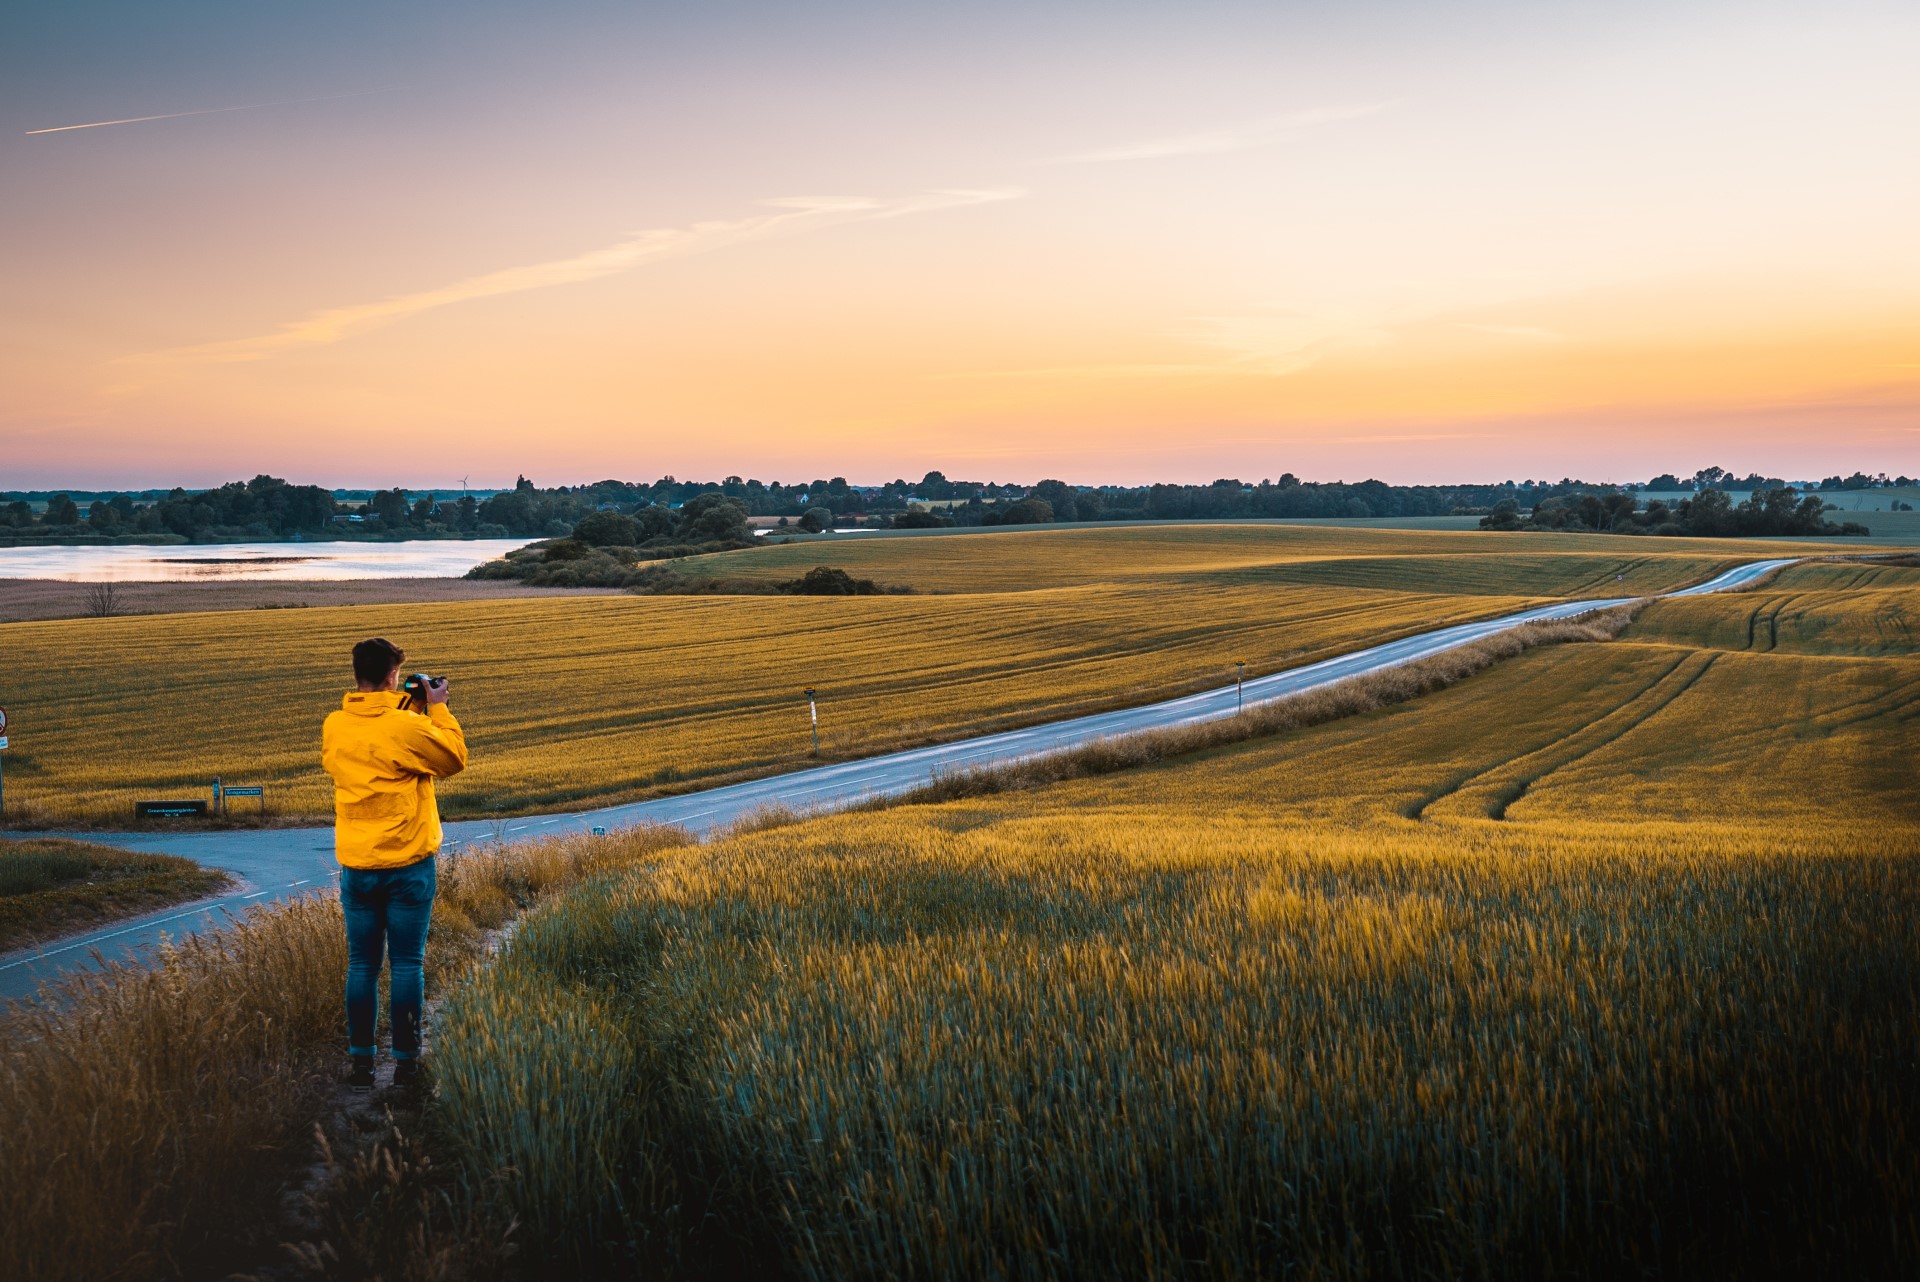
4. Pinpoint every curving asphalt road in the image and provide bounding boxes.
[0,557,1796,1000]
